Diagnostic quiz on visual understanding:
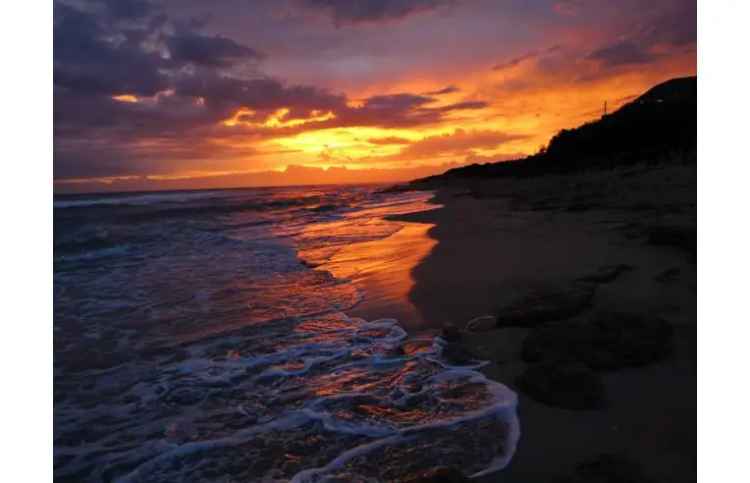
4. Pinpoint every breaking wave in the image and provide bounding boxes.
[56,317,519,482]
[53,185,520,481]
